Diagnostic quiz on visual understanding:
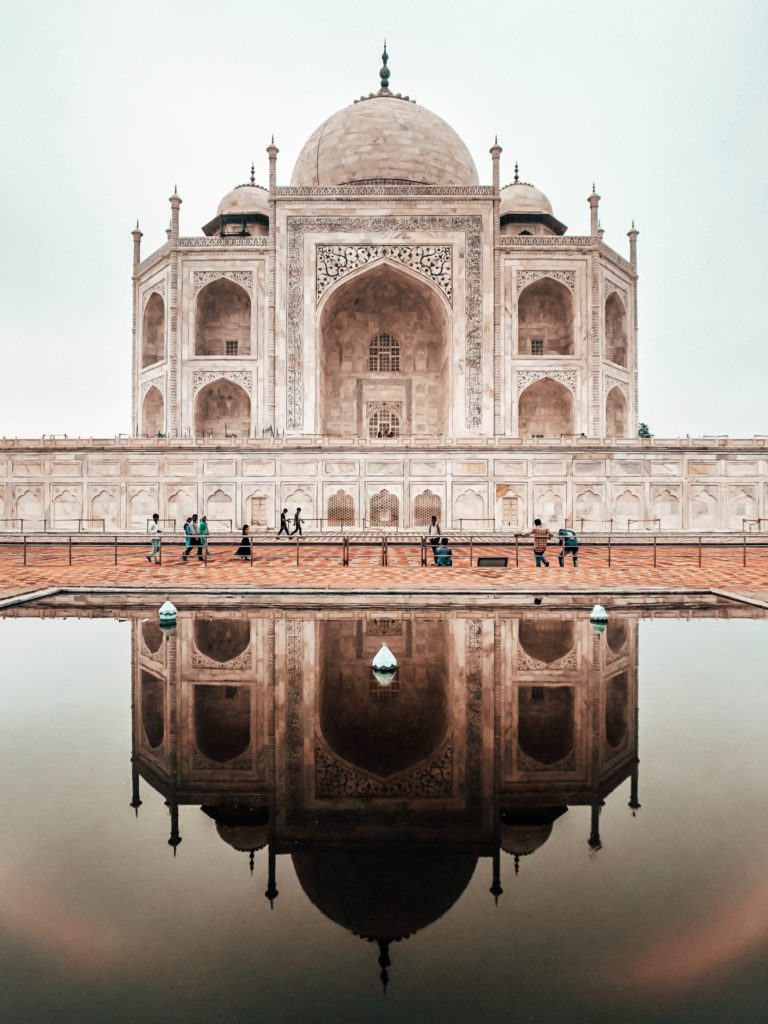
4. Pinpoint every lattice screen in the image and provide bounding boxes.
[327,489,355,527]
[413,490,442,527]
[368,403,401,439]
[501,496,520,528]
[250,496,267,527]
[370,489,399,528]
[369,332,400,372]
